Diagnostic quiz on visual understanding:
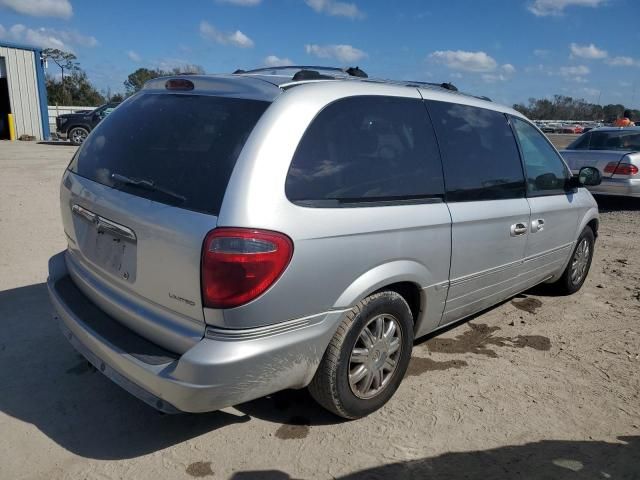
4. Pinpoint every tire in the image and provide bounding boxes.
[69,127,89,145]
[549,226,595,295]
[308,291,414,419]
